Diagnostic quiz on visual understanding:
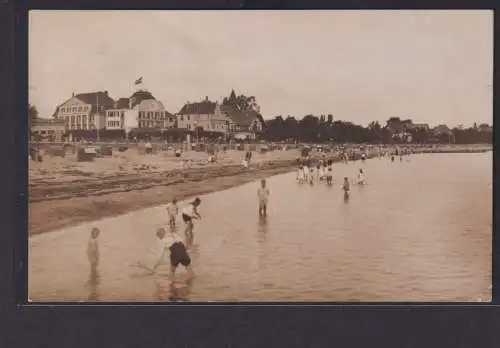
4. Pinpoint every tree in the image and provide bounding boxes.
[223,89,265,130]
[223,89,261,113]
